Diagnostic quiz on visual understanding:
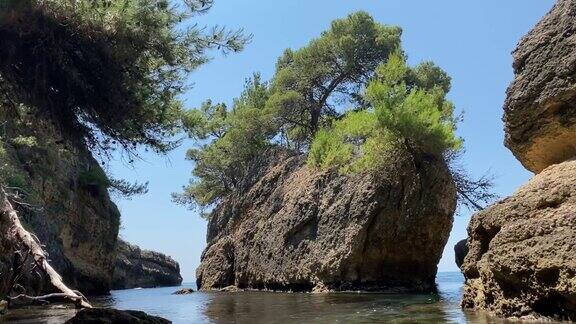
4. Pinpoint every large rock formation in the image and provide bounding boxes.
[462,0,576,320]
[503,0,576,173]
[0,119,120,296]
[461,160,576,320]
[113,240,182,290]
[197,150,456,292]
